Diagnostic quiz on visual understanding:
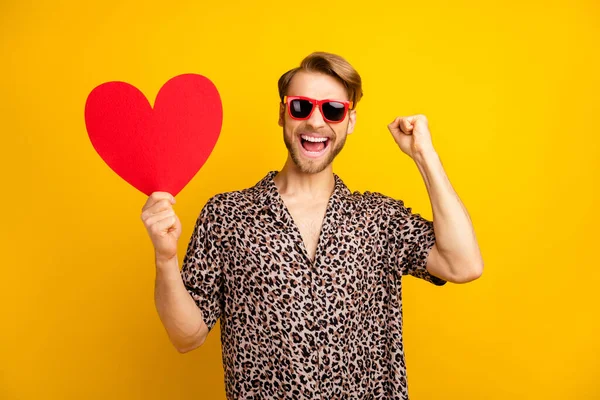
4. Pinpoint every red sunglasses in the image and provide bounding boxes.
[283,96,353,123]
